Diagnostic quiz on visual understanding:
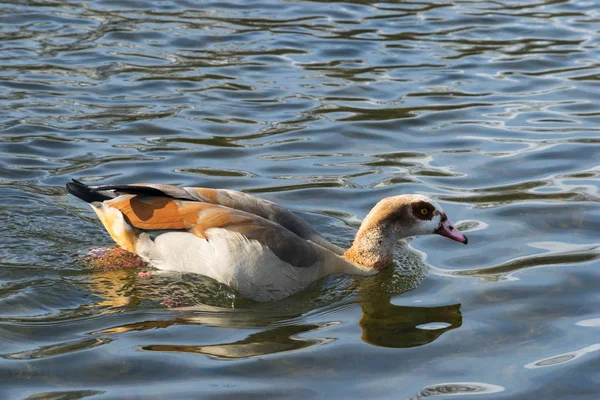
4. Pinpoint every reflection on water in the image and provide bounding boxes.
[1,0,600,398]
[85,244,455,357]
[2,337,112,361]
[360,302,461,349]
[141,322,338,360]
